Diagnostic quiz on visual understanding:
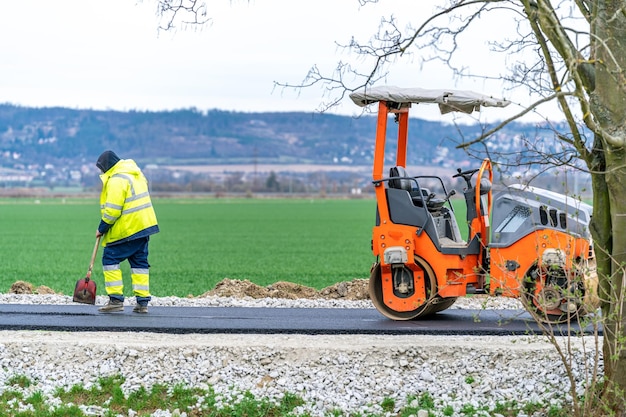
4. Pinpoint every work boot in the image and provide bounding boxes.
[133,304,148,314]
[98,299,124,313]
